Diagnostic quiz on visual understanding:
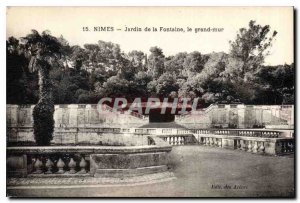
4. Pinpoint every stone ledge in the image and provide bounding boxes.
[28,173,91,178]
[94,165,168,178]
[7,145,172,154]
[7,171,175,188]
